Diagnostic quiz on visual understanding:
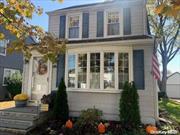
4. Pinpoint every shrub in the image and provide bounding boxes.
[53,78,69,122]
[74,107,103,135]
[5,72,22,99]
[119,81,141,128]
[41,91,56,109]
